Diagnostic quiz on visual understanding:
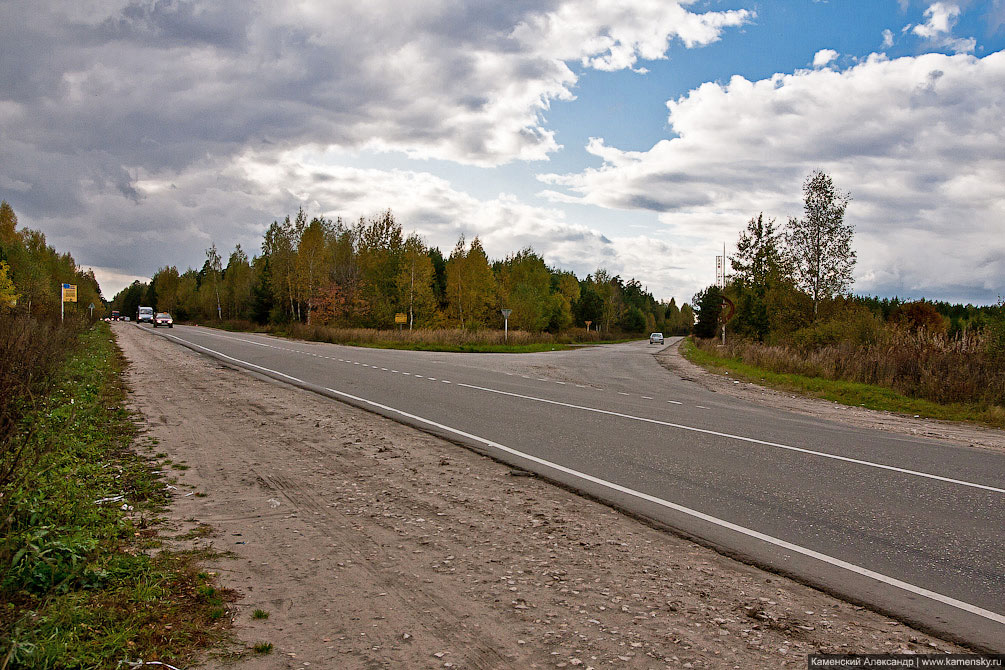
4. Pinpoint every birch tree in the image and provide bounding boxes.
[784,171,855,318]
